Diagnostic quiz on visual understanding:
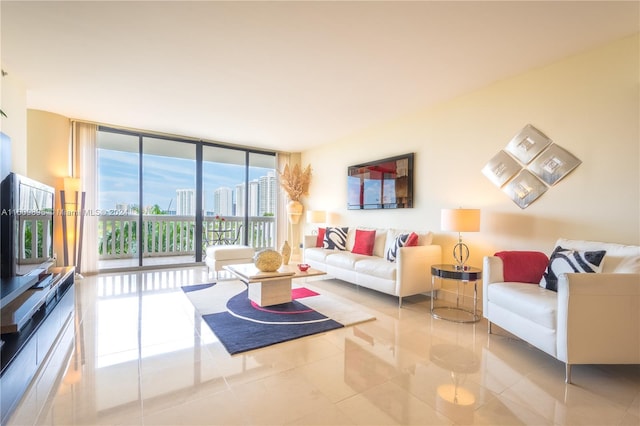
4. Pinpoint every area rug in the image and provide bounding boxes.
[182,280,375,354]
